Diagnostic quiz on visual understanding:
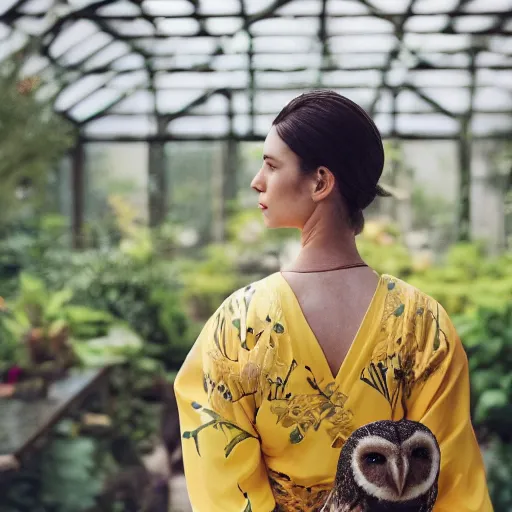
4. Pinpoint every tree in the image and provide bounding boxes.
[0,56,75,226]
